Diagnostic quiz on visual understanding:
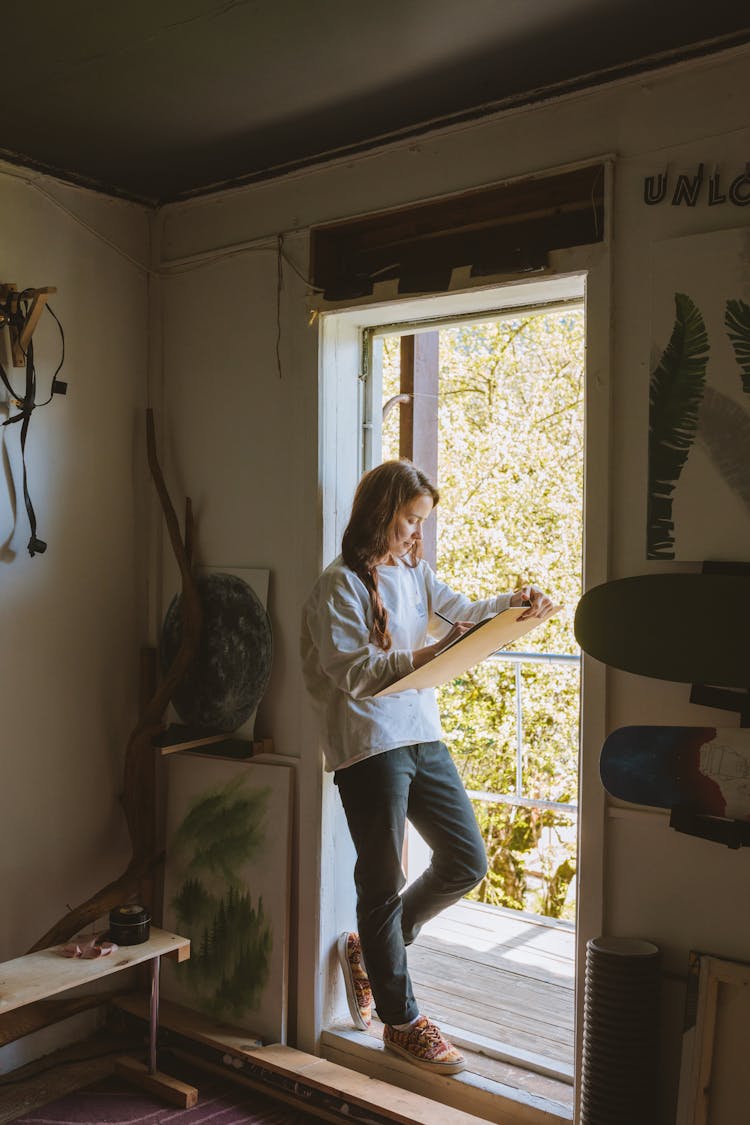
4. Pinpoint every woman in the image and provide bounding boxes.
[301,460,554,1074]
